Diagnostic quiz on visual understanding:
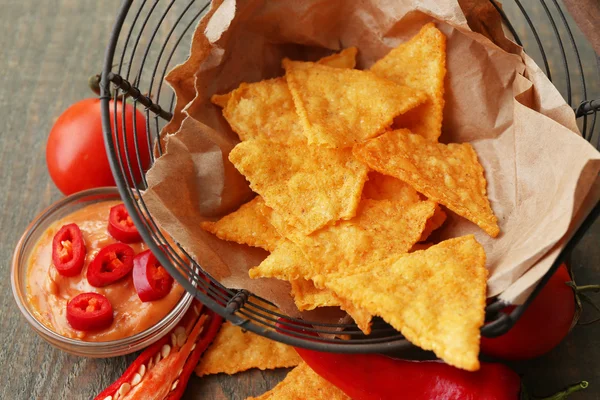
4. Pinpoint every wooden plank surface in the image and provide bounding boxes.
[0,1,598,399]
